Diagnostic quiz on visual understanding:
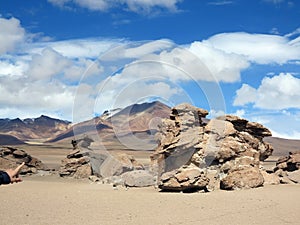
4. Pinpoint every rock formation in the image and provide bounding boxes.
[59,146,146,182]
[272,151,300,184]
[0,146,46,174]
[151,103,274,191]
[59,148,92,178]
